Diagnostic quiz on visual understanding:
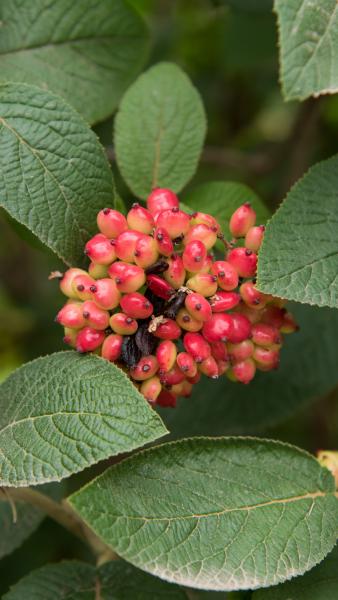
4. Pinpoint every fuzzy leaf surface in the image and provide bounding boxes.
[257,156,338,308]
[0,83,115,266]
[115,62,206,199]
[69,438,338,591]
[275,0,338,101]
[3,559,187,599]
[0,352,167,487]
[0,0,149,124]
